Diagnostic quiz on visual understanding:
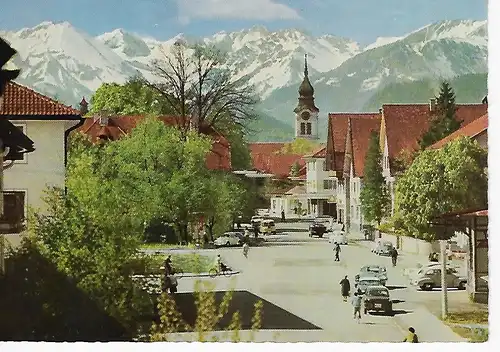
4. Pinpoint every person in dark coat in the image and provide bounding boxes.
[391,247,398,267]
[281,209,286,223]
[162,255,177,294]
[334,243,341,261]
[339,275,351,301]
